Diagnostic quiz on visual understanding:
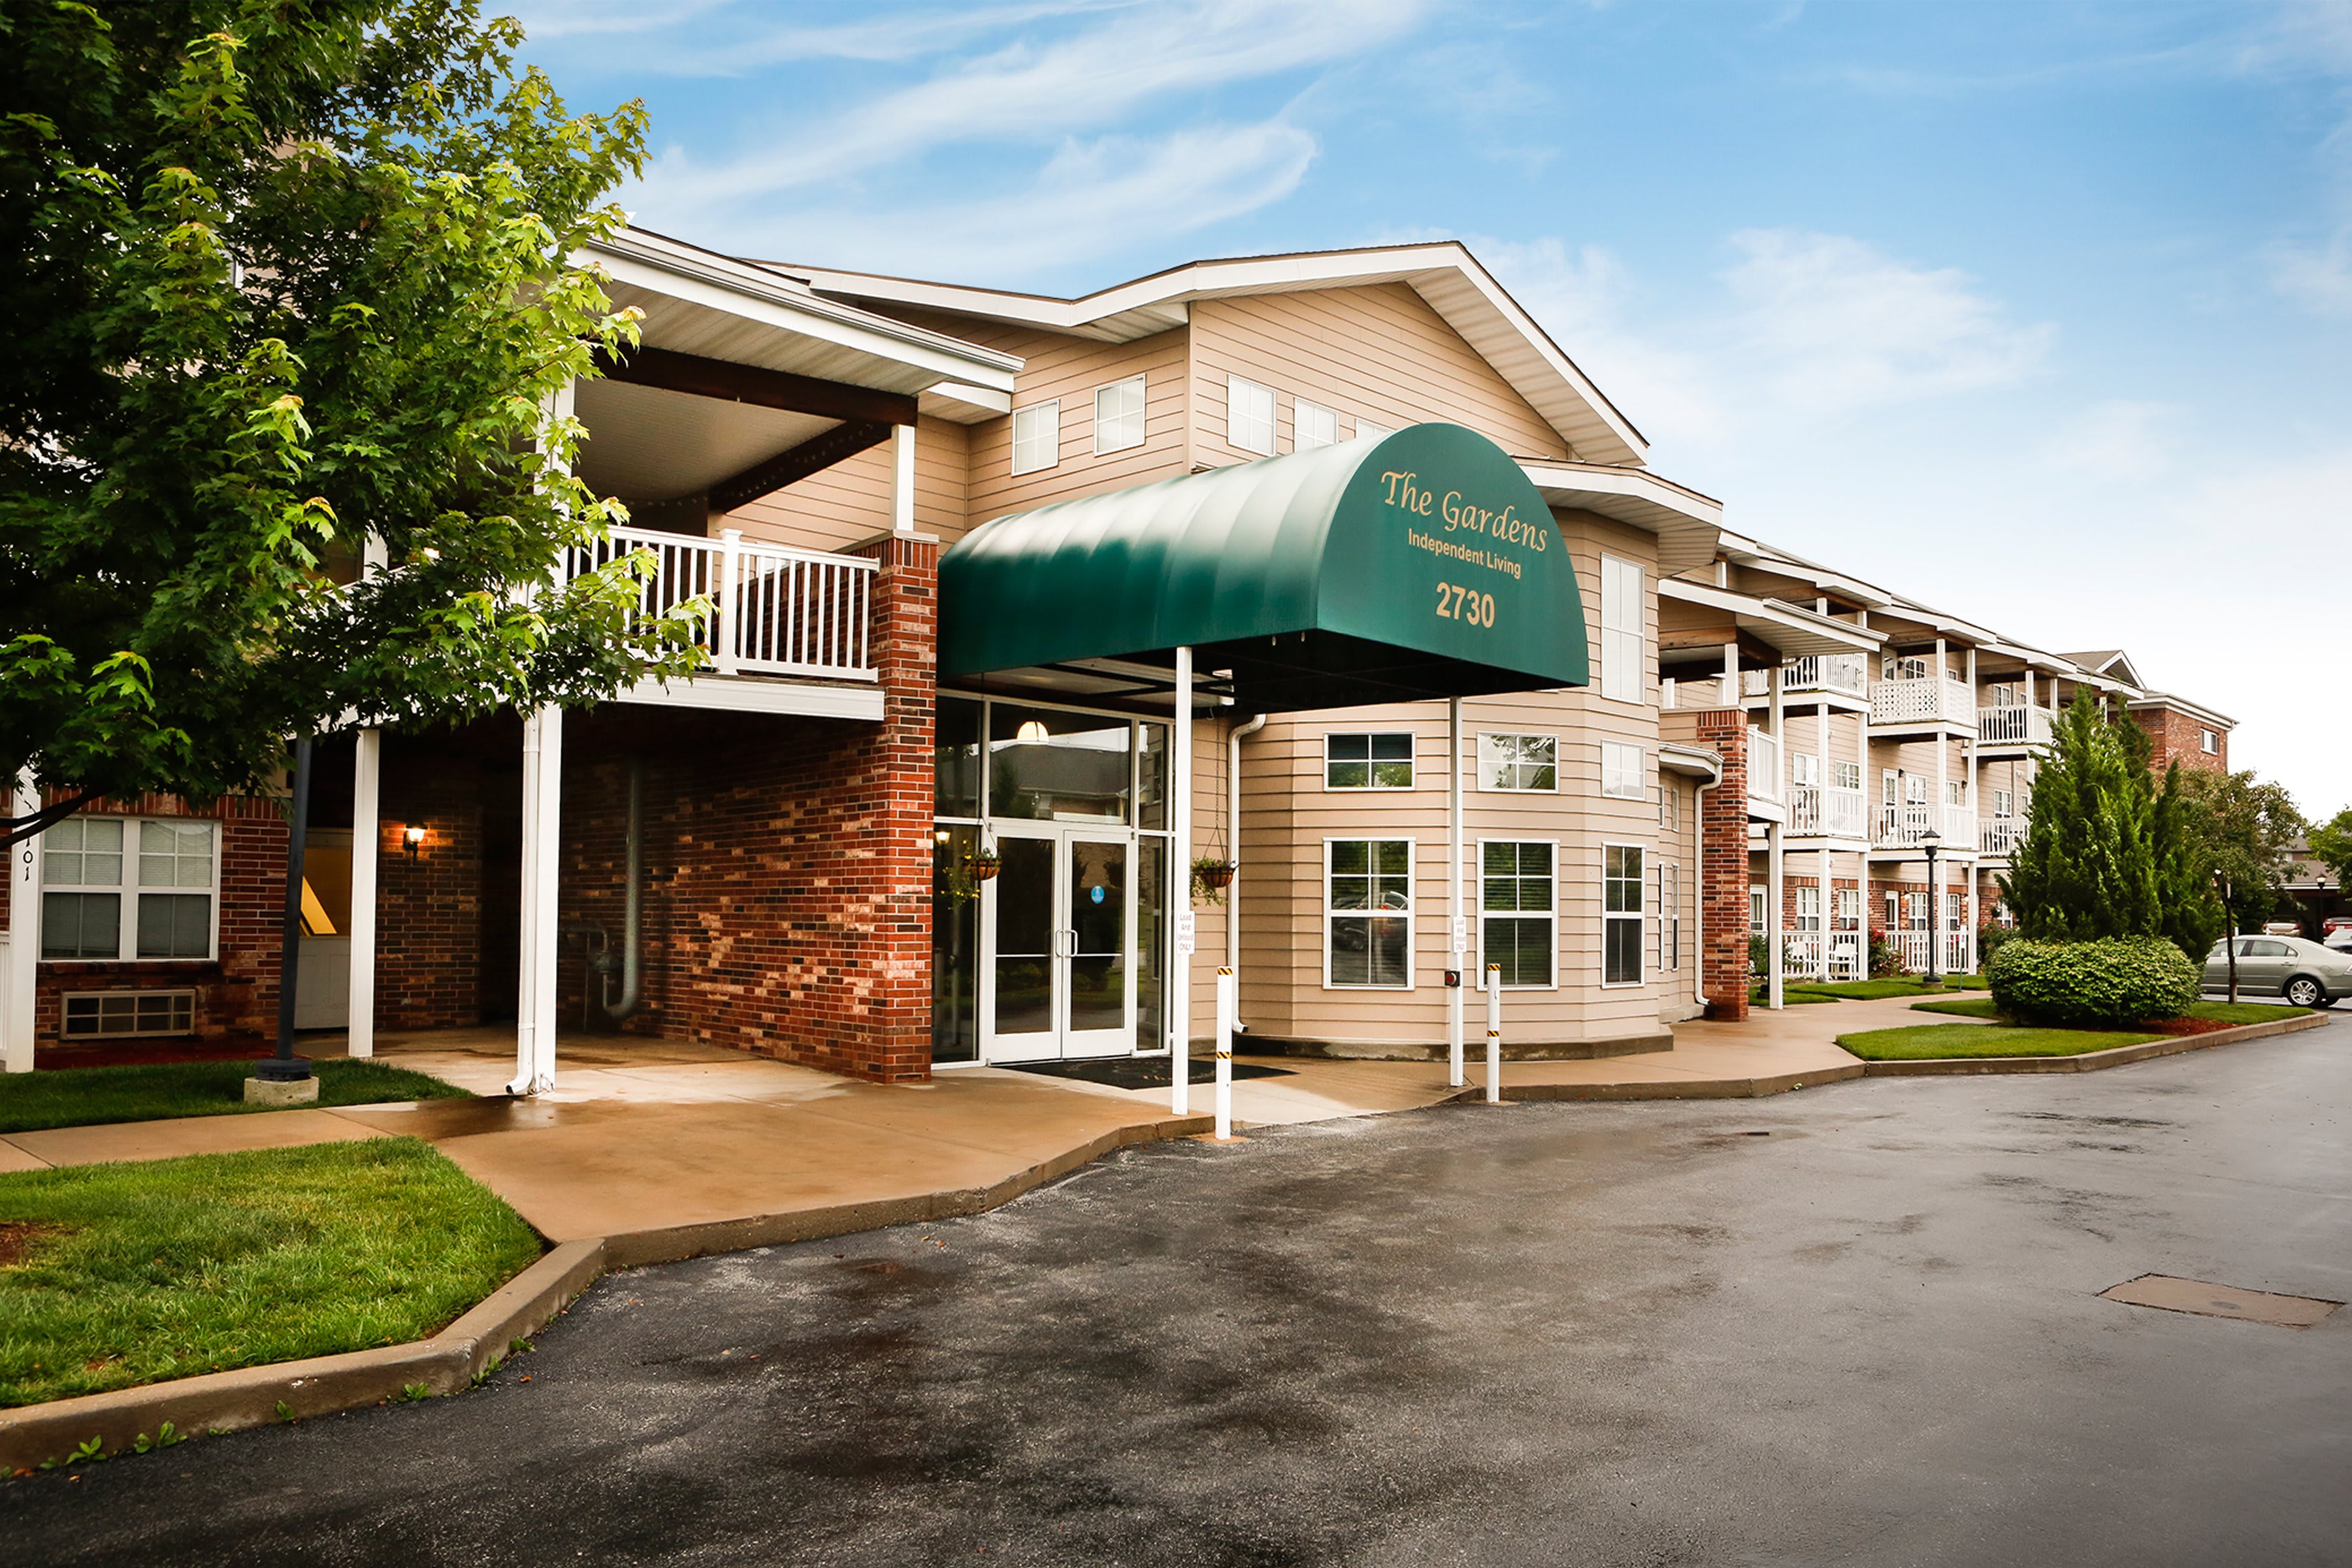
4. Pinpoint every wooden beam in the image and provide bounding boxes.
[1658,623,1743,652]
[598,344,919,428]
[708,419,891,514]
